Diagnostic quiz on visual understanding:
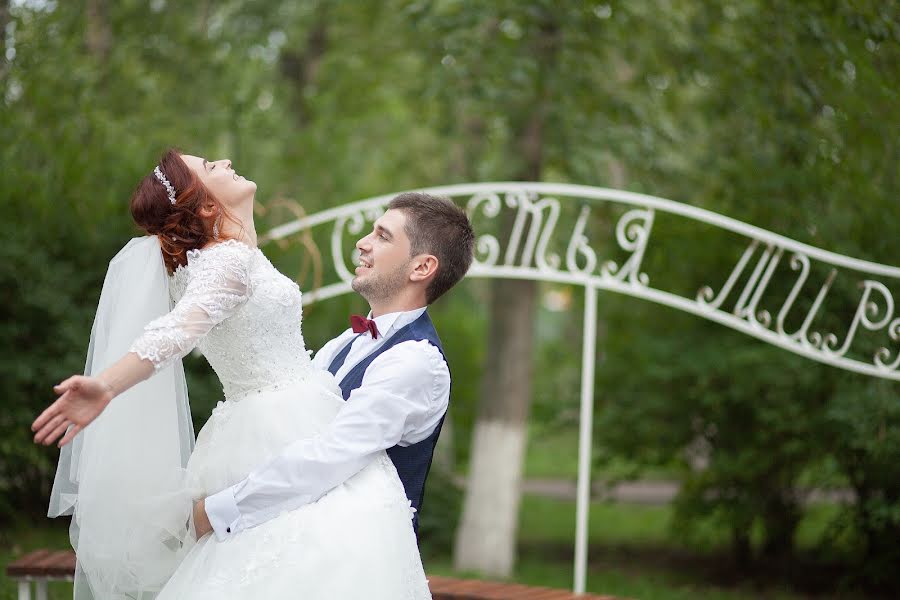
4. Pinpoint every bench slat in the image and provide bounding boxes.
[428,574,620,600]
[6,550,76,578]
